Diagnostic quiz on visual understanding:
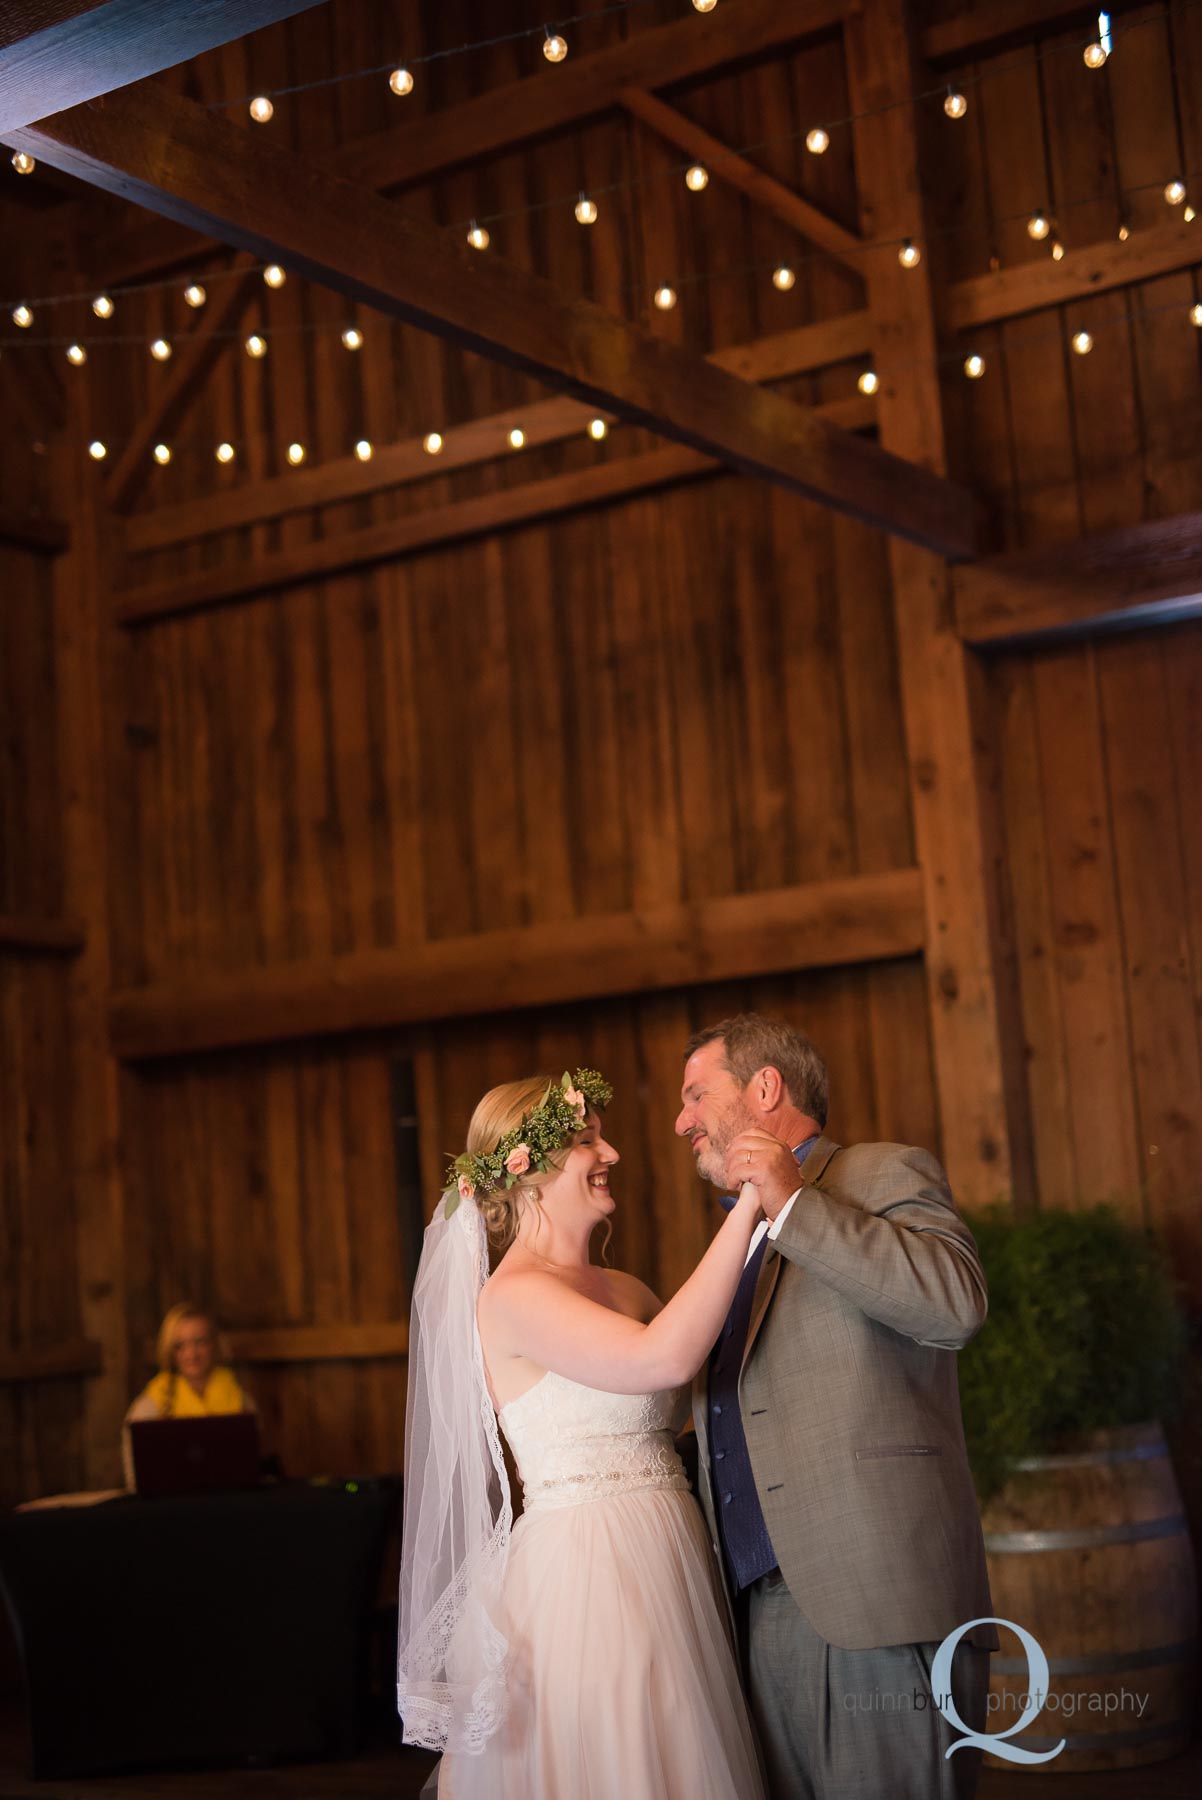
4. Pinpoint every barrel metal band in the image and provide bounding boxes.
[1010,1719,1190,1755]
[992,1637,1197,1677]
[984,1514,1185,1553]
